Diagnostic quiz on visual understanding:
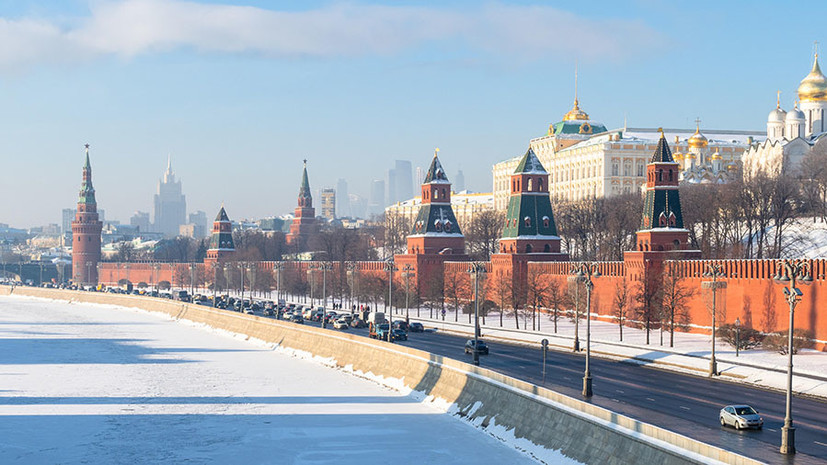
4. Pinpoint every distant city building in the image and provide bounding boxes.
[102,223,139,244]
[153,156,187,237]
[349,193,367,219]
[61,208,75,235]
[336,178,350,218]
[320,188,336,220]
[454,169,466,192]
[130,211,151,233]
[367,179,385,218]
[386,160,413,205]
[71,145,102,285]
[179,223,205,239]
[258,217,286,232]
[415,166,425,186]
[185,210,208,238]
[743,51,827,178]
